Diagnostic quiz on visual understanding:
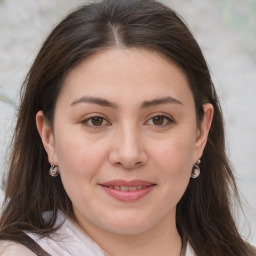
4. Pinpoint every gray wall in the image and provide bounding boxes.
[0,0,255,246]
